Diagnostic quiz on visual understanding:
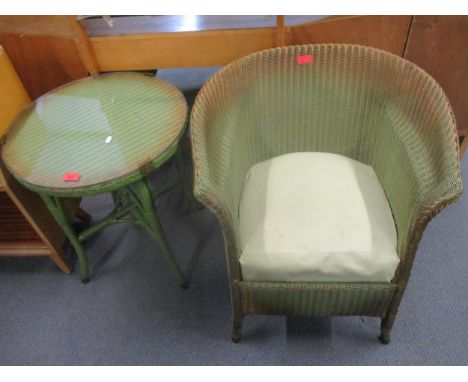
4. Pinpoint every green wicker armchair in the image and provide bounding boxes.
[190,44,463,343]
